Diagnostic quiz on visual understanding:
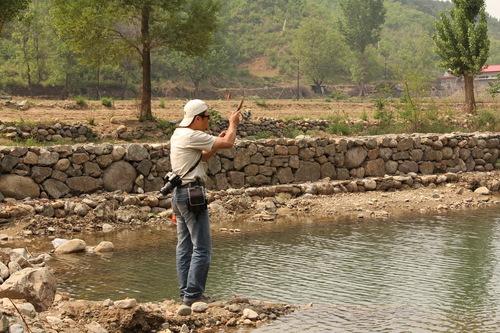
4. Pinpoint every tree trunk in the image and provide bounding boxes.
[464,73,476,114]
[96,59,101,100]
[193,80,200,98]
[35,34,43,84]
[139,5,153,121]
[22,36,32,94]
[358,52,367,97]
